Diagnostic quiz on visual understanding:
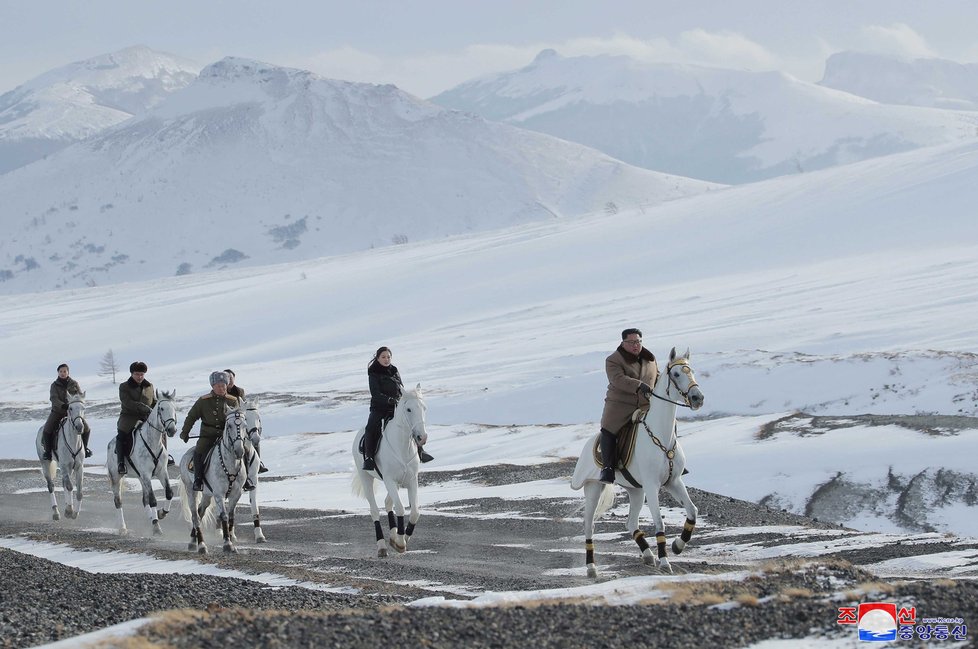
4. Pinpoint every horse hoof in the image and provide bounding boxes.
[586,564,598,578]
[659,558,673,574]
[642,549,656,566]
[198,546,208,555]
[255,533,267,544]
[118,528,129,537]
[672,539,686,555]
[157,509,168,520]
[224,545,237,554]
[388,537,407,553]
[52,511,60,521]
[153,525,164,536]
[188,543,198,551]
[377,548,388,558]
